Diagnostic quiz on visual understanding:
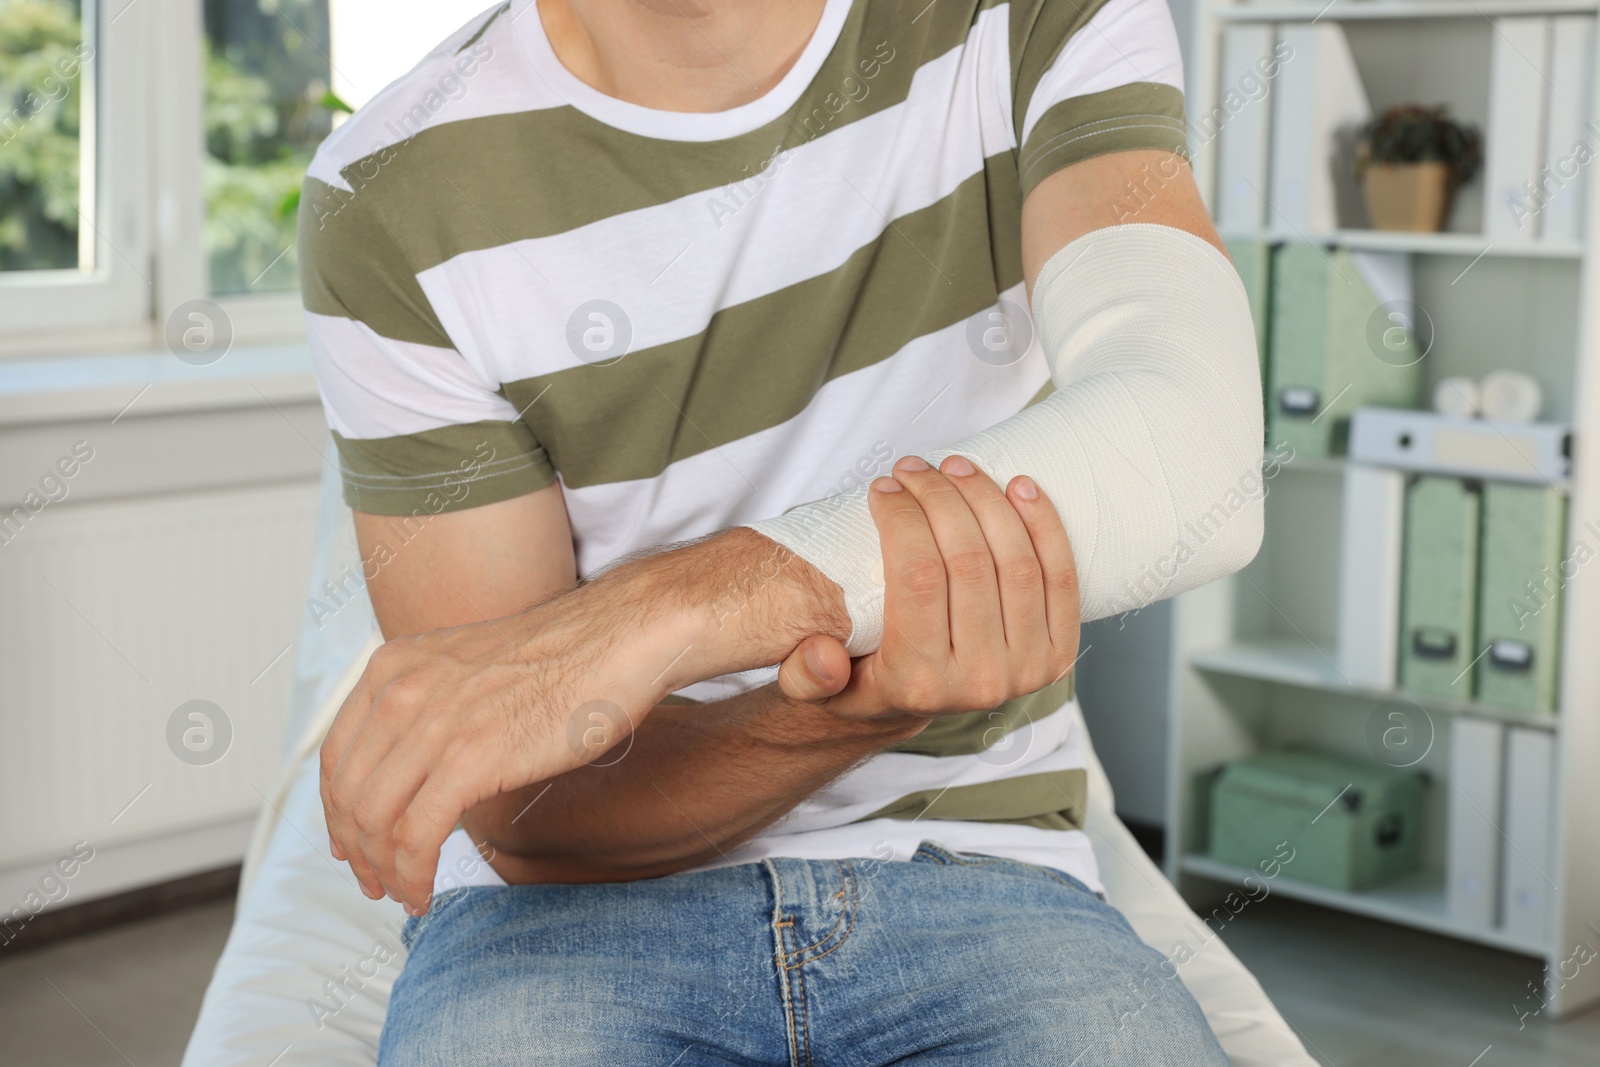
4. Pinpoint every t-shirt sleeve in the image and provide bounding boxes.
[298,172,557,516]
[1010,0,1189,198]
